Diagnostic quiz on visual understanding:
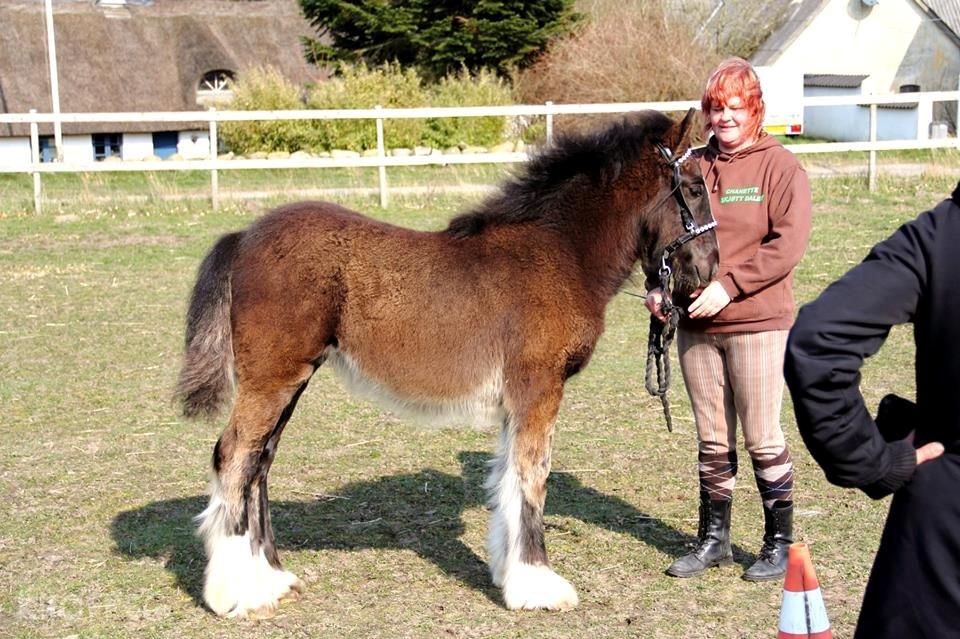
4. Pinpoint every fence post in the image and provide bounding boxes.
[916,94,932,141]
[29,109,42,215]
[209,107,219,211]
[376,104,388,208]
[545,101,554,145]
[868,103,877,192]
